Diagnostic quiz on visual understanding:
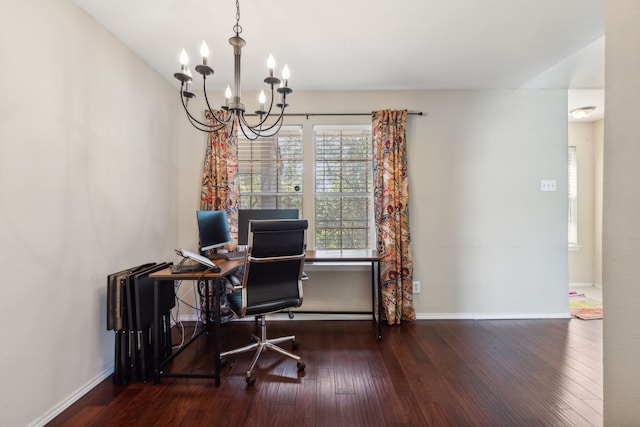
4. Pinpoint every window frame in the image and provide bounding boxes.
[313,124,374,250]
[236,122,375,250]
